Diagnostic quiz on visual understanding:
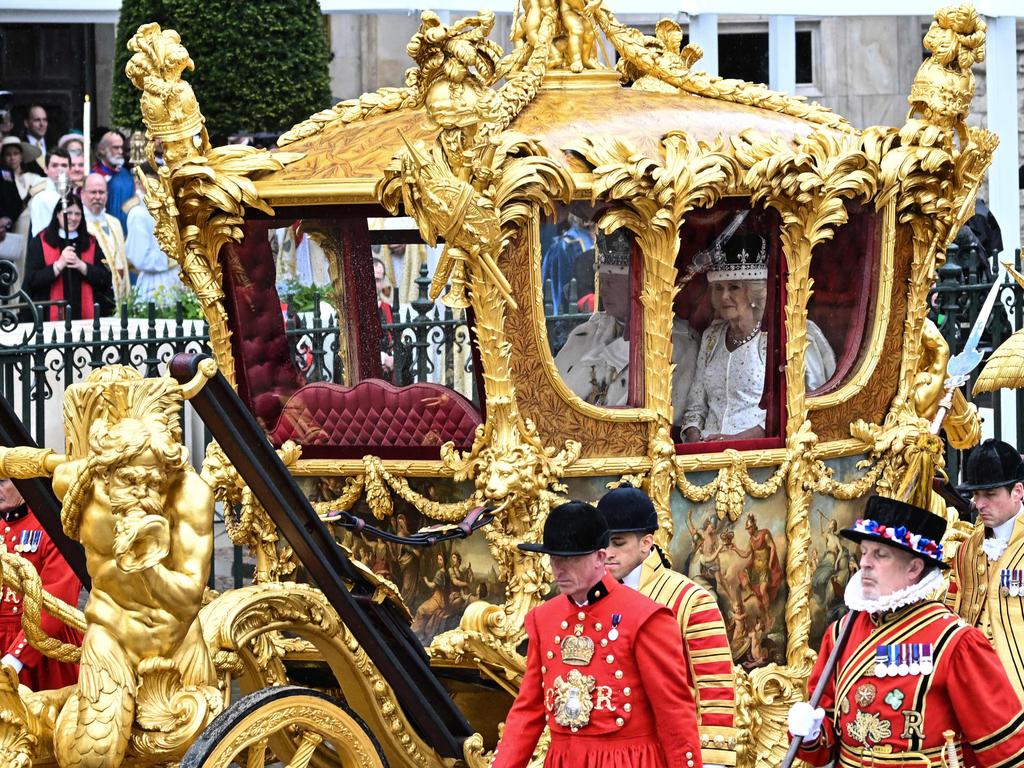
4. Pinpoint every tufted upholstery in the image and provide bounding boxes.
[269,380,482,459]
[220,221,306,429]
